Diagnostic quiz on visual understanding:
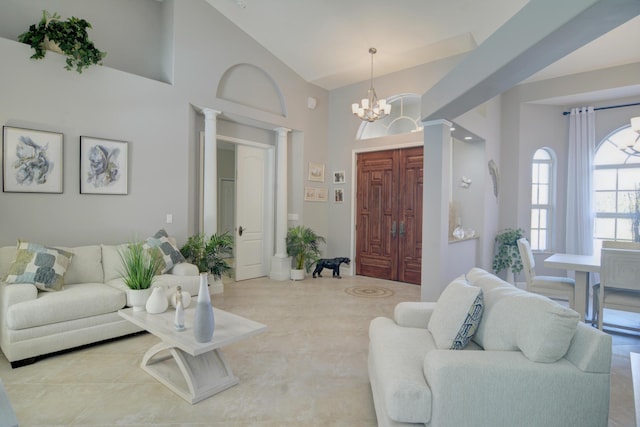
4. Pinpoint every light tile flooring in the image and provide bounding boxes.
[0,275,638,426]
